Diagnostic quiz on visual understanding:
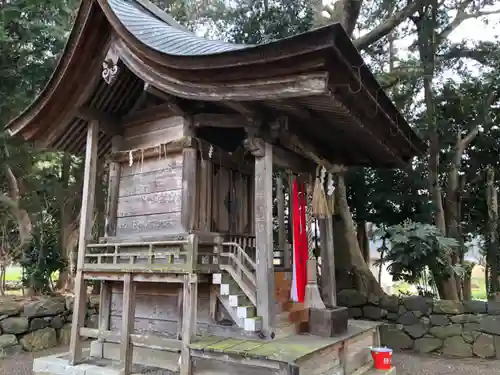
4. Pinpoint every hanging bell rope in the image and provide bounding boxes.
[311,165,330,219]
